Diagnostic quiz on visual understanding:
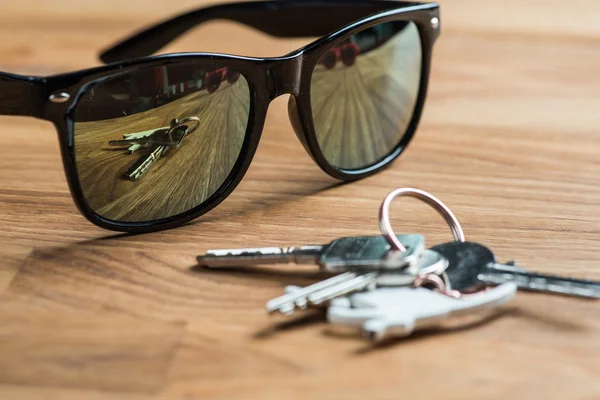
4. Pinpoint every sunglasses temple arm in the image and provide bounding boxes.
[0,72,45,118]
[99,0,405,64]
